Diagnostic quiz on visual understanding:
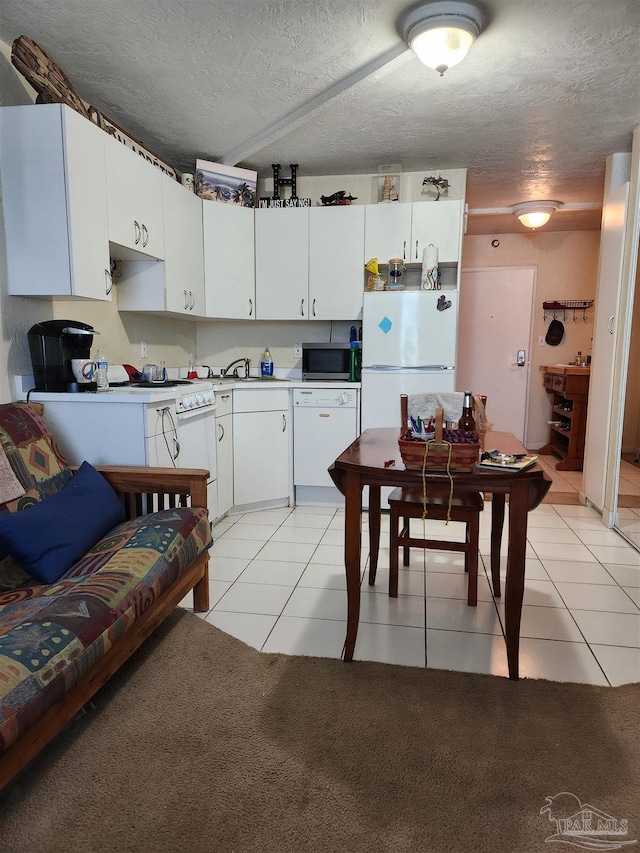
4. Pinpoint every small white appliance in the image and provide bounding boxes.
[293,387,359,506]
[361,290,458,430]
